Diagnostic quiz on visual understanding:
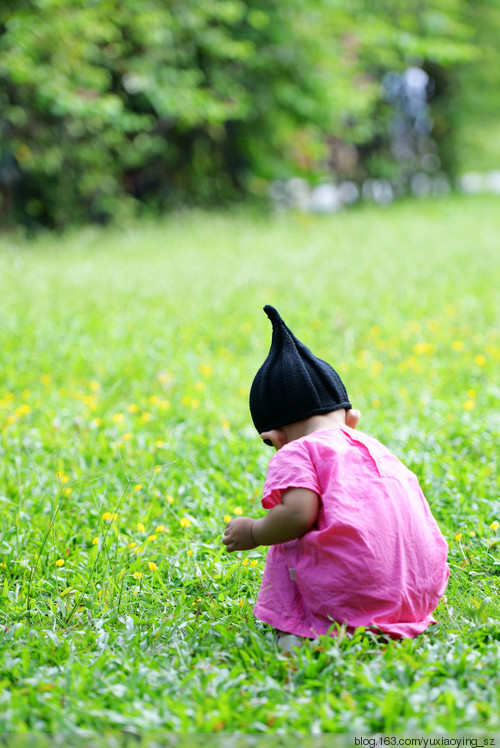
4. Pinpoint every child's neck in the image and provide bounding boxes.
[284,410,346,443]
